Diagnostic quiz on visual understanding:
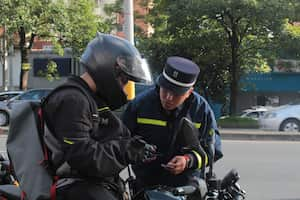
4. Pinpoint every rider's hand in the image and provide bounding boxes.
[164,155,190,175]
[125,136,157,164]
[142,143,157,163]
